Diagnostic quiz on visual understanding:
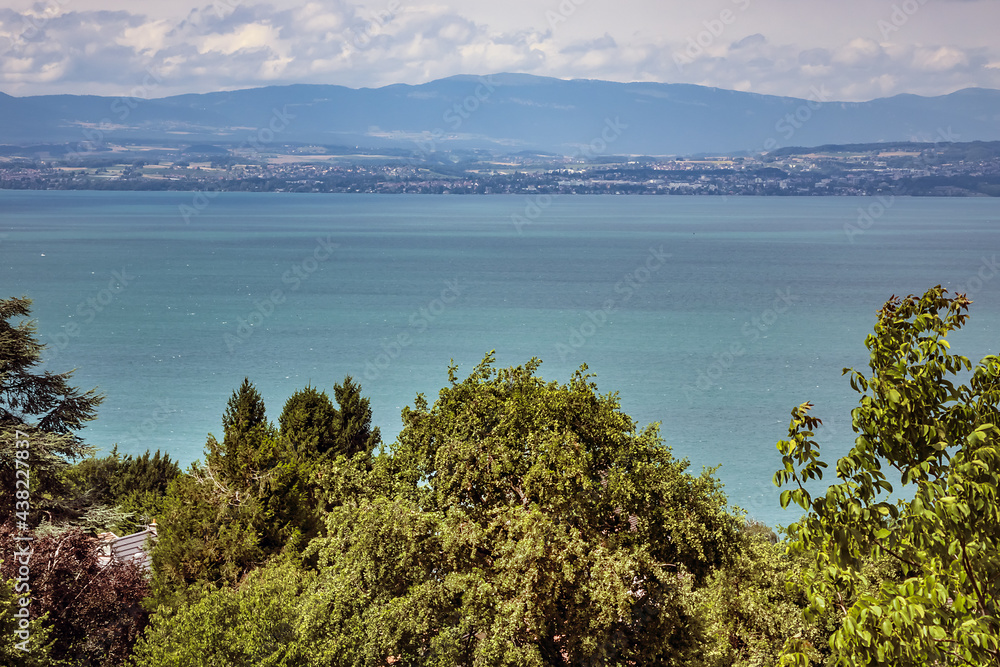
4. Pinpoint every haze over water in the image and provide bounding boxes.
[3,190,998,526]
